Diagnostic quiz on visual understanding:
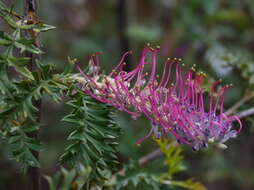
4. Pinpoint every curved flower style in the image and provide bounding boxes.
[78,46,242,150]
